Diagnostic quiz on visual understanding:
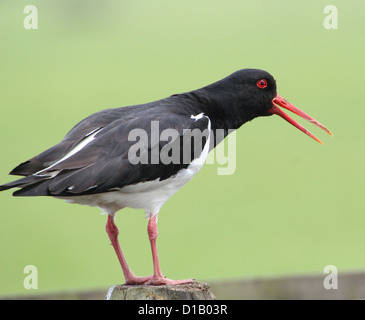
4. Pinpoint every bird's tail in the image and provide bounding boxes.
[0,175,48,193]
